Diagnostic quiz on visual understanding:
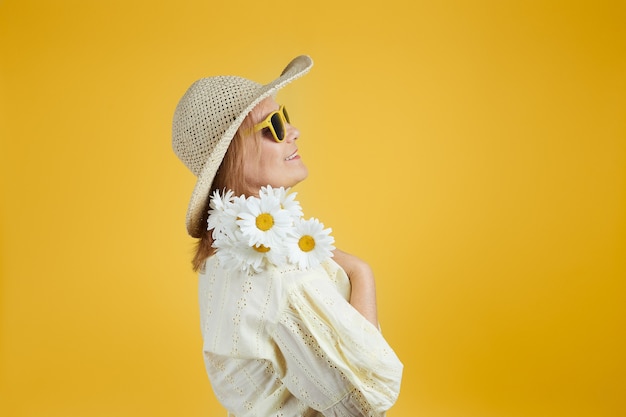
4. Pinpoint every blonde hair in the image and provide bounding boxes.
[192,115,260,271]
